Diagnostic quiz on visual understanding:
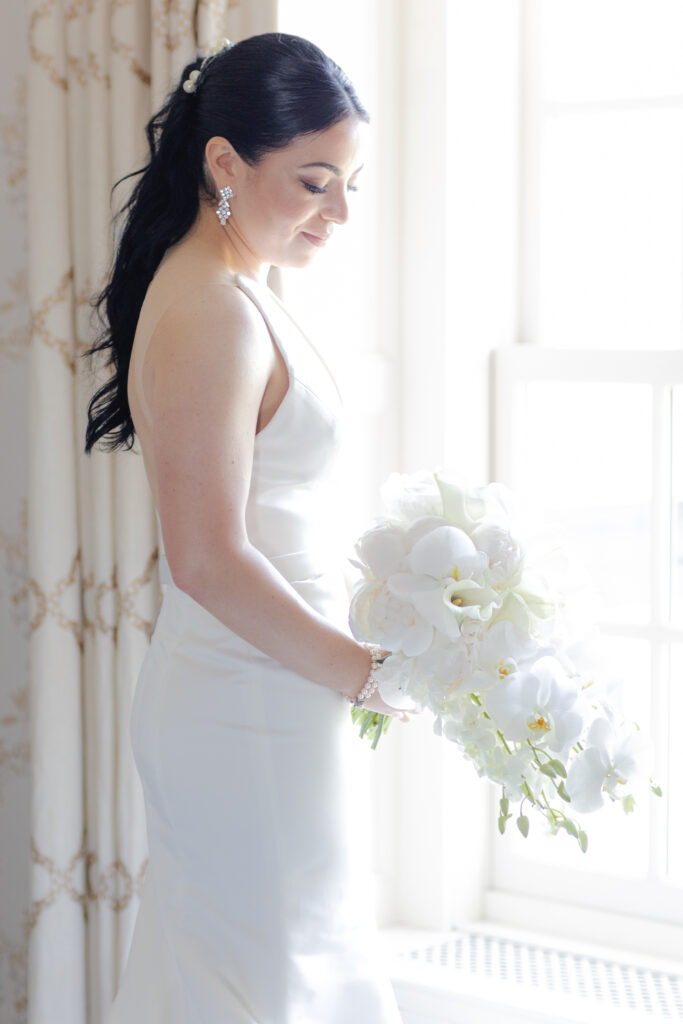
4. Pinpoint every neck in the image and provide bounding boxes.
[188,199,270,285]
